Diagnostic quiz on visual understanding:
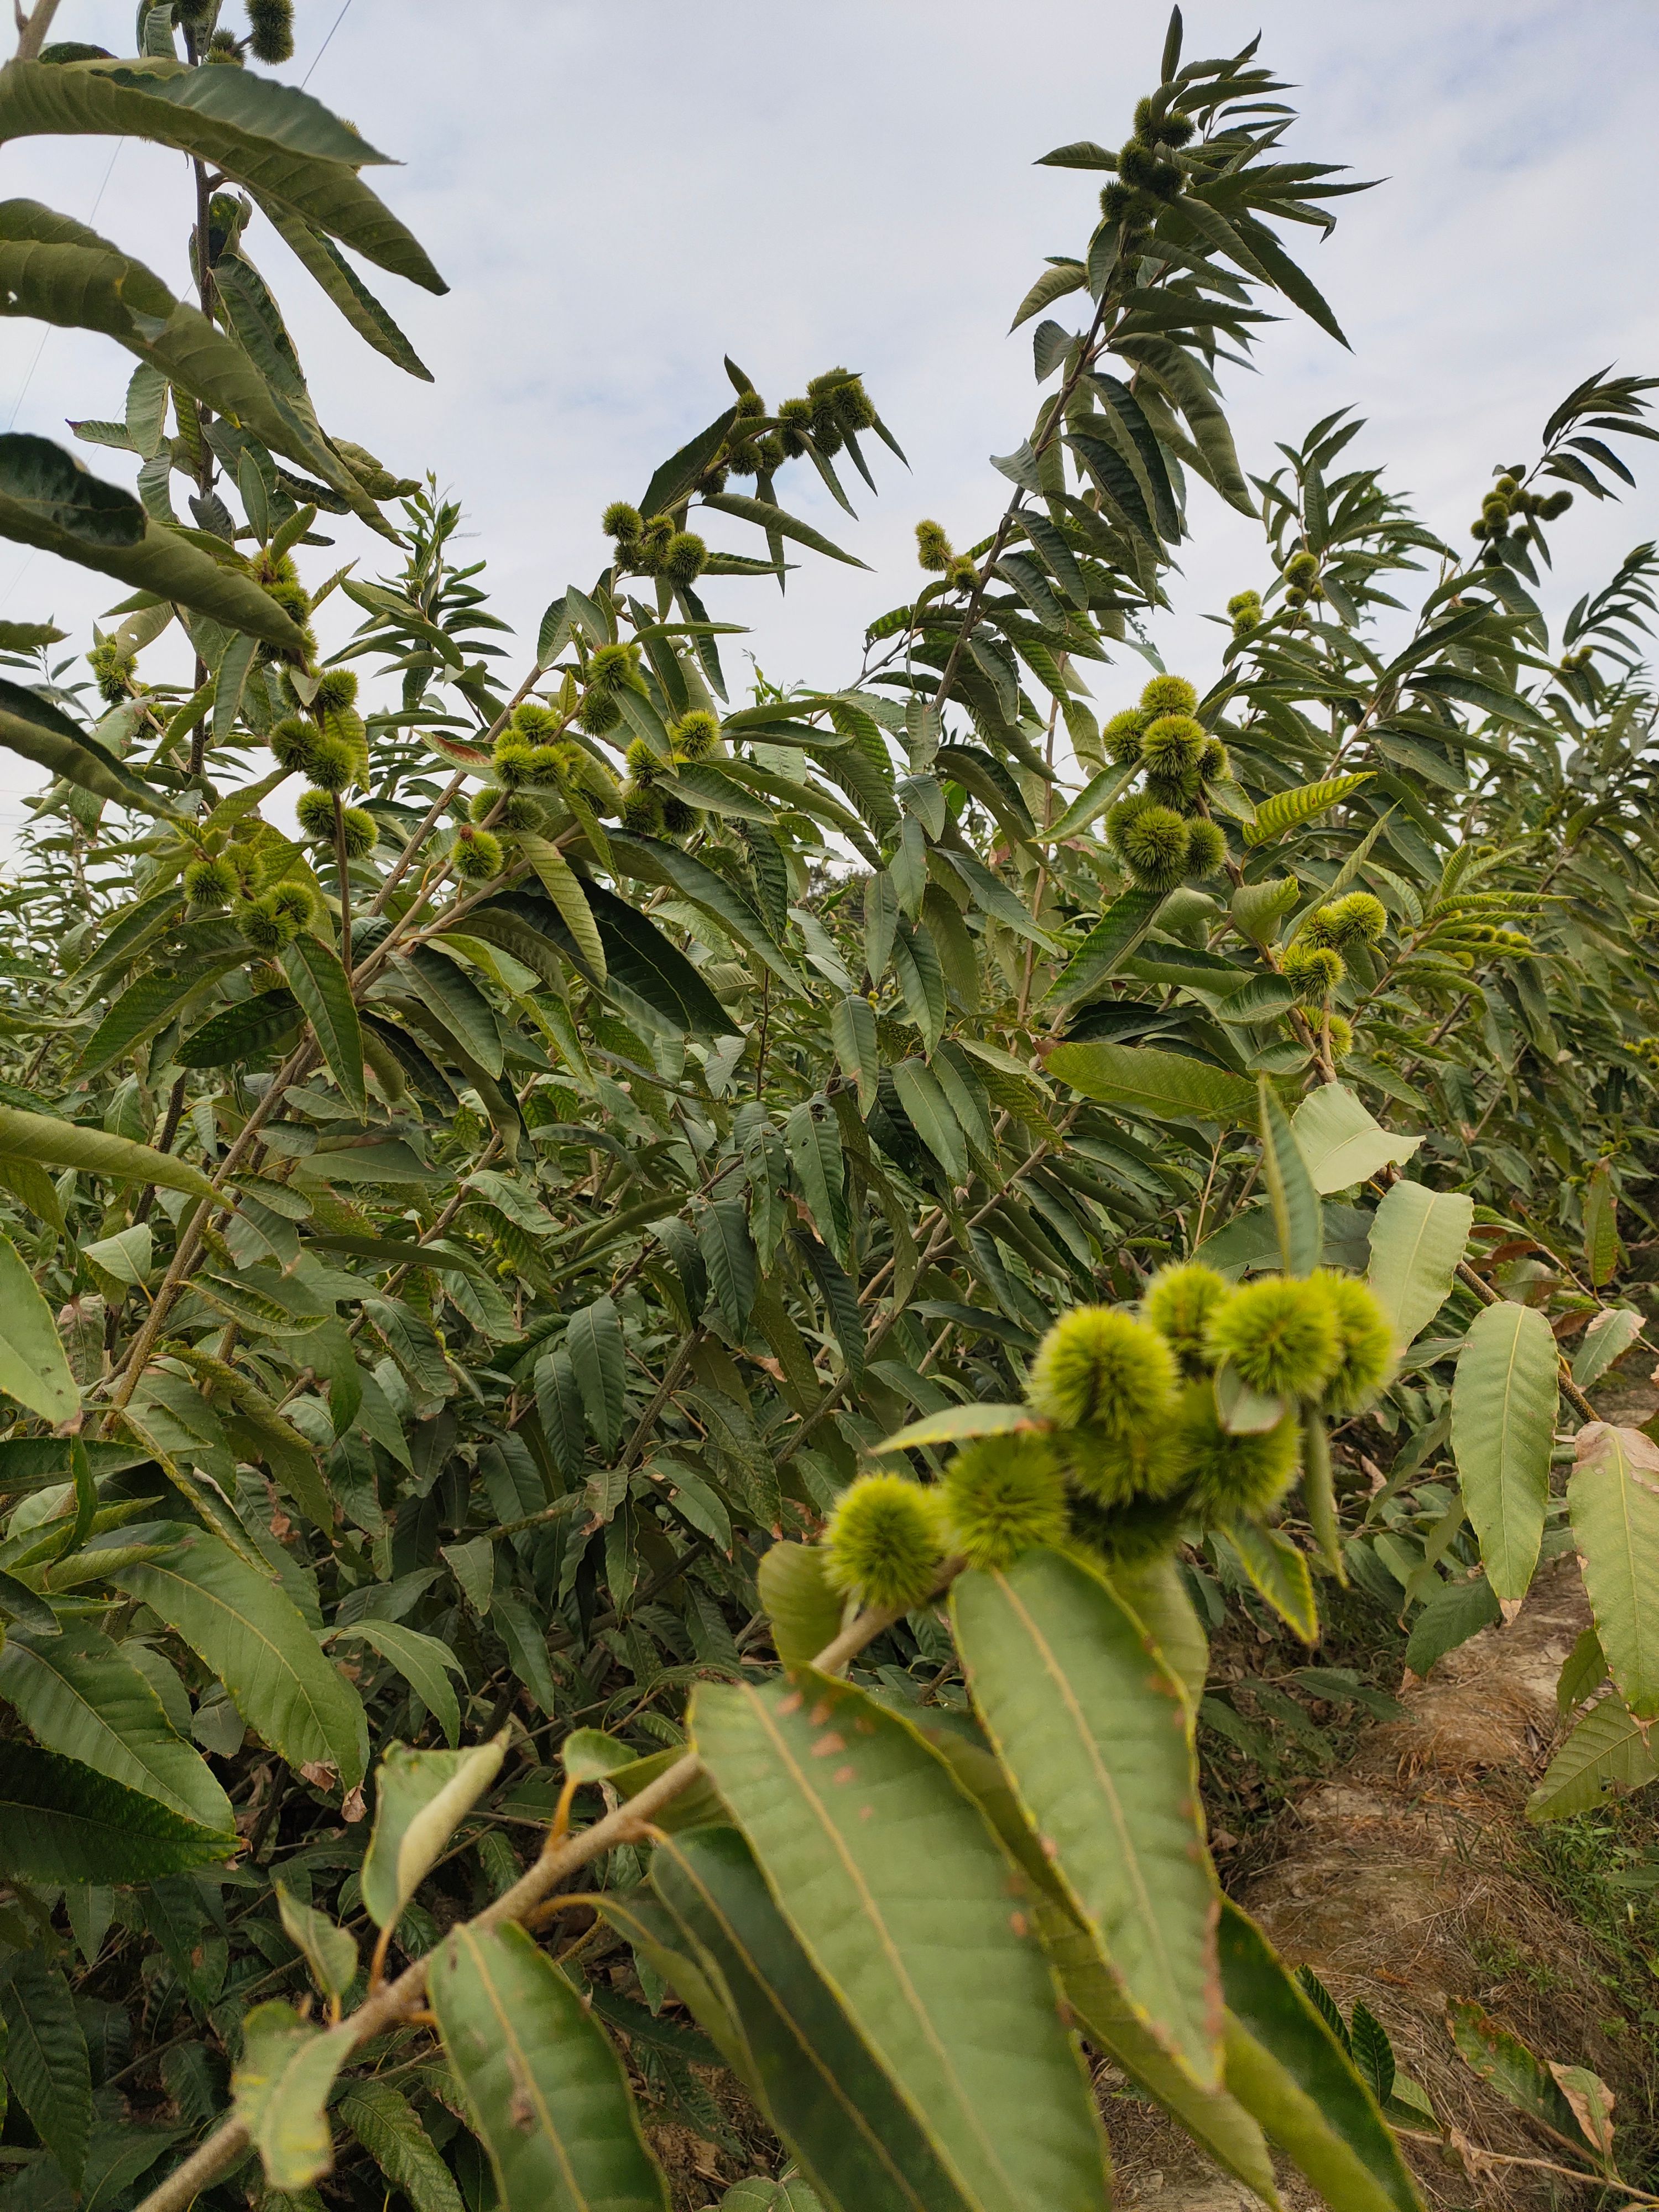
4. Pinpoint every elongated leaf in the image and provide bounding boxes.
[1260,1079,1321,1277]
[0,1099,215,1199]
[697,1199,756,1339]
[1243,773,1374,848]
[430,1919,669,2212]
[1219,1903,1423,2212]
[0,201,371,514]
[75,957,239,1078]
[609,1828,974,2212]
[953,1548,1222,2084]
[1112,333,1255,515]
[282,935,366,1112]
[612,828,802,988]
[830,992,879,1115]
[1040,765,1131,843]
[332,1619,463,1748]
[0,433,306,646]
[1573,1306,1644,1390]
[873,1401,1033,1454]
[698,490,869,569]
[0,1622,232,1834]
[756,1542,844,1667]
[1366,1181,1473,1349]
[1583,1160,1619,1287]
[1568,1425,1659,1719]
[1048,1040,1255,1124]
[1290,1083,1420,1195]
[397,946,503,1078]
[564,1292,626,1453]
[1452,1300,1557,1602]
[232,2001,354,2190]
[179,986,303,1068]
[1223,1521,1319,1643]
[581,880,738,1036]
[249,191,434,377]
[0,59,443,292]
[1445,1999,1594,2154]
[0,1229,77,1422]
[891,1055,967,1183]
[1044,885,1167,1003]
[361,1736,506,1931]
[0,671,180,818]
[337,2078,465,2212]
[0,1949,90,2188]
[518,832,606,980]
[0,1740,231,1880]
[276,1882,357,2013]
[108,1524,368,1786]
[1526,1691,1659,1820]
[692,1668,1110,2212]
